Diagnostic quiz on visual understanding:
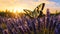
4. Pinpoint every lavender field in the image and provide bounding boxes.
[0,9,60,34]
